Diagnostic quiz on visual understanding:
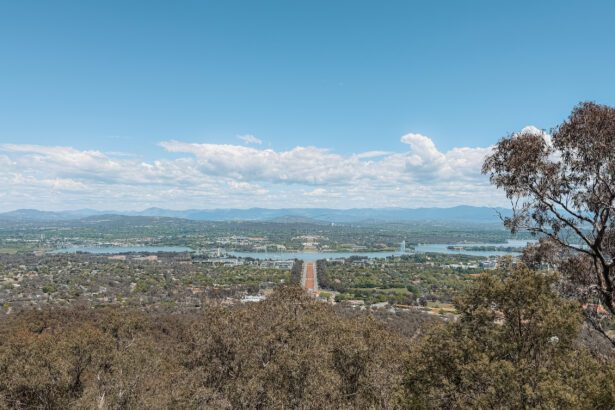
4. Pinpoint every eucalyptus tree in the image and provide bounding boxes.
[483,102,615,342]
